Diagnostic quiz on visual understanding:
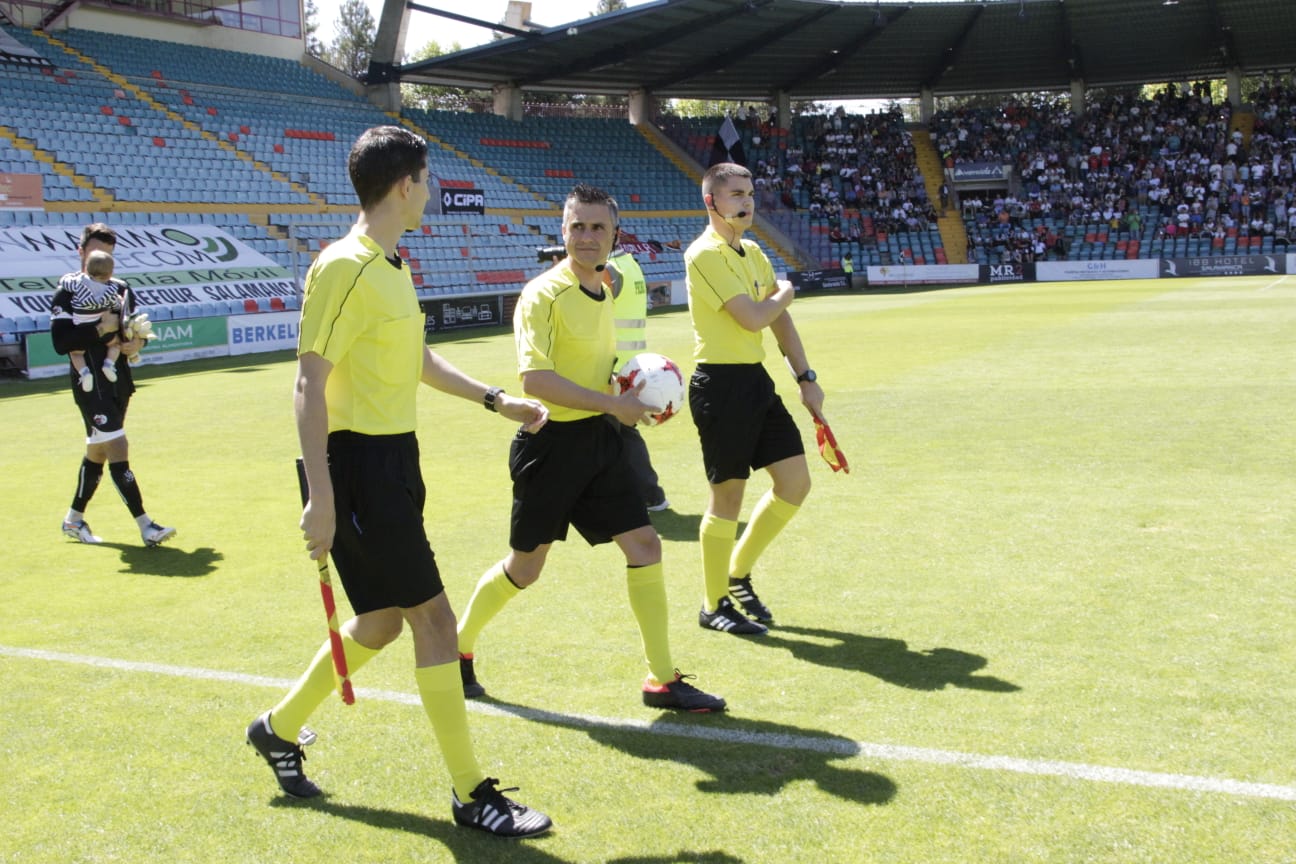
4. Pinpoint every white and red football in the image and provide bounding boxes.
[617,352,686,427]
